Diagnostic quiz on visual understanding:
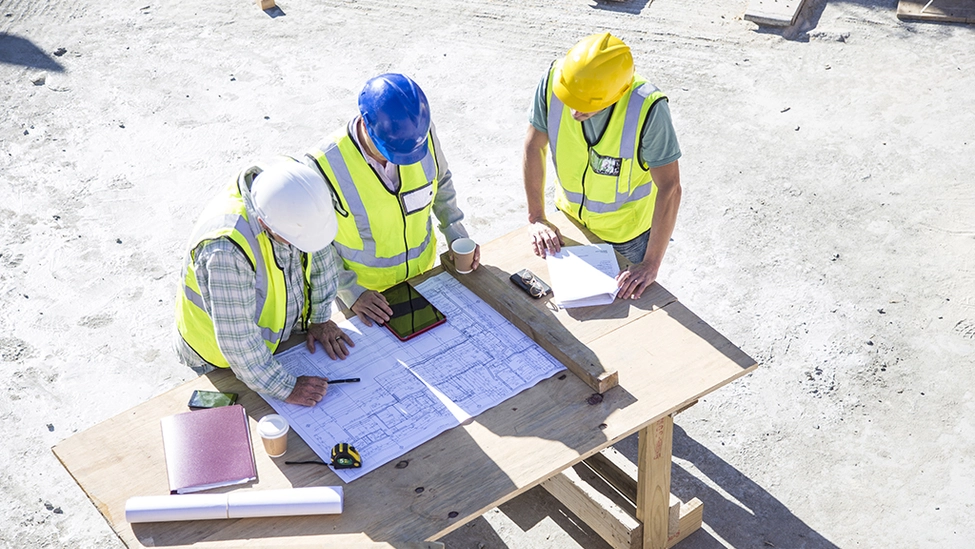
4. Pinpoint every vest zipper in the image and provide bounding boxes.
[578,163,588,222]
[399,181,411,281]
